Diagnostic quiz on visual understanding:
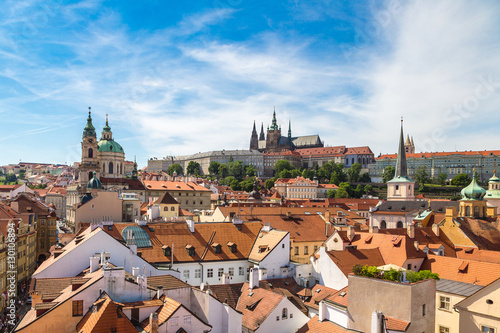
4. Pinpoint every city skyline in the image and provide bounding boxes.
[1,1,500,167]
